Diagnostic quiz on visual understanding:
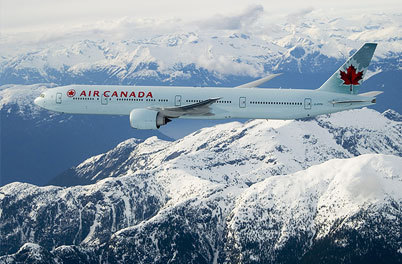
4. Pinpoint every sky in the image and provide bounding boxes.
[1,0,401,33]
